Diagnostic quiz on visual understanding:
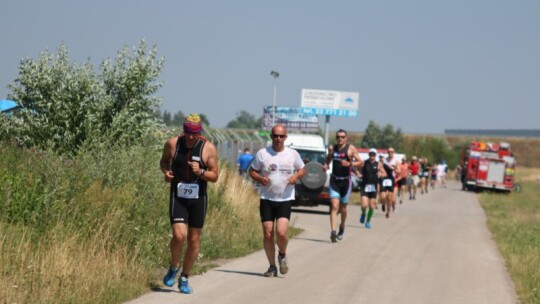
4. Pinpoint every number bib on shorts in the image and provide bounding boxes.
[177,183,199,199]
[364,184,376,193]
[382,179,393,187]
